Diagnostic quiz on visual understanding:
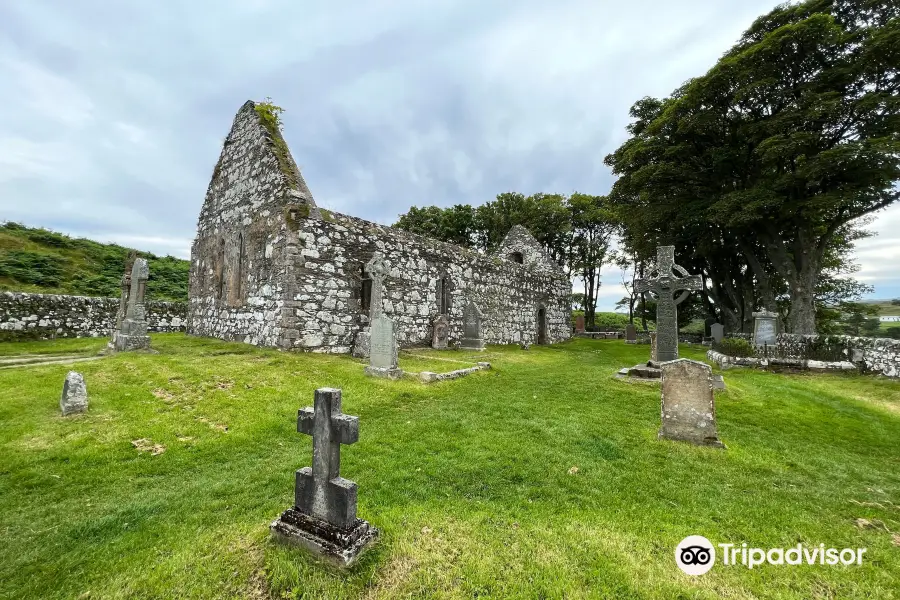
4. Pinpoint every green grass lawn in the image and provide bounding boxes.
[0,335,898,599]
